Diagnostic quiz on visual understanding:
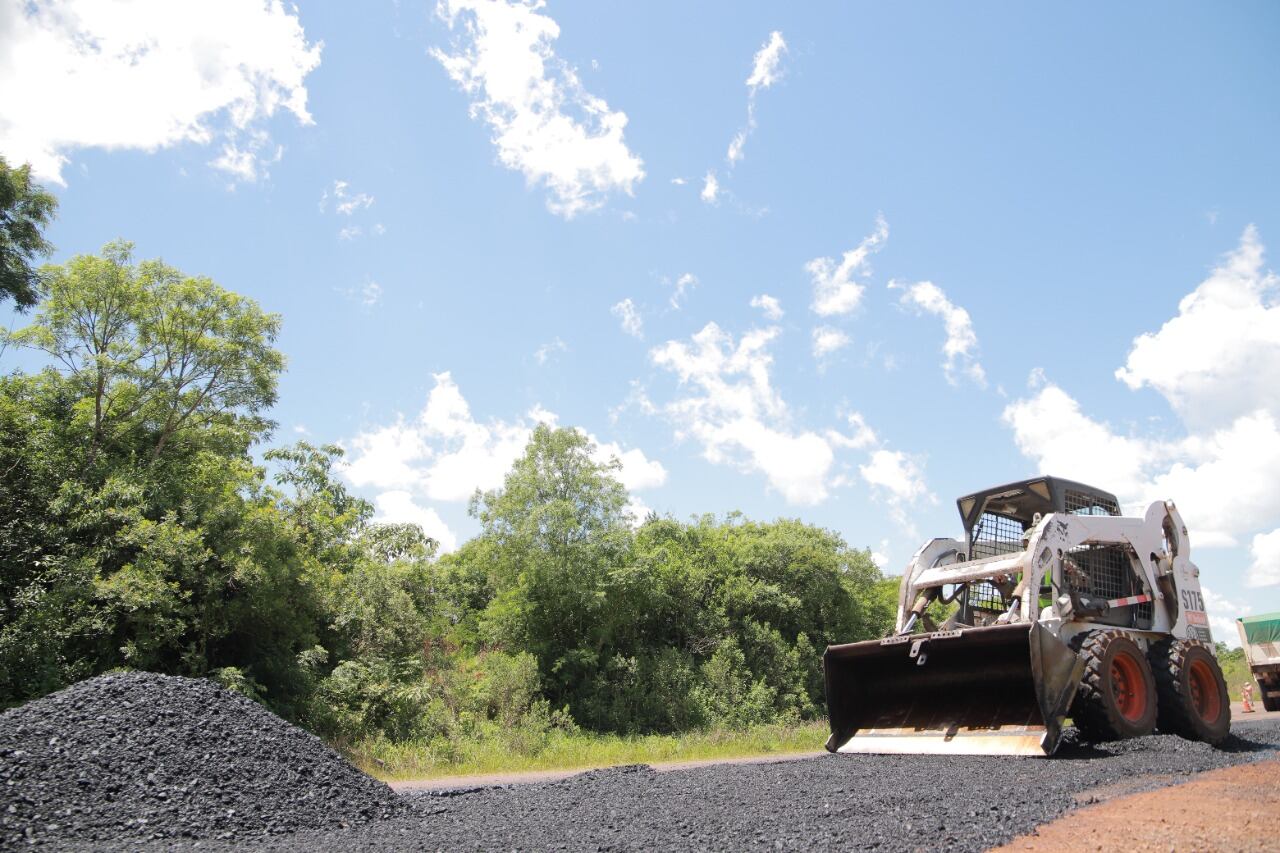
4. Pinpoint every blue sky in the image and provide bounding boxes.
[3,1,1280,642]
